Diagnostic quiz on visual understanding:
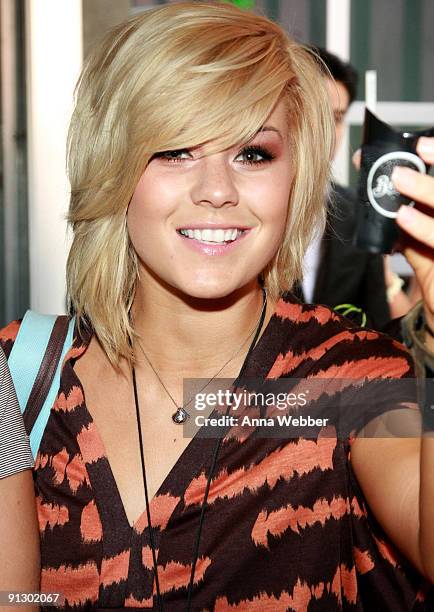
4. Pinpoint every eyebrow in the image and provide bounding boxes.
[255,126,283,140]
[259,126,281,134]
